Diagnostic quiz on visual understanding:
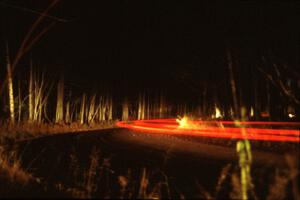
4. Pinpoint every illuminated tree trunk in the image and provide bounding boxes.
[55,78,64,123]
[98,96,103,121]
[87,95,96,124]
[138,94,145,120]
[33,72,42,122]
[6,49,15,124]
[141,94,145,120]
[80,94,86,124]
[28,63,33,122]
[147,96,150,119]
[65,100,70,124]
[138,94,141,120]
[159,94,164,118]
[122,98,129,121]
[99,96,107,121]
[108,96,113,121]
